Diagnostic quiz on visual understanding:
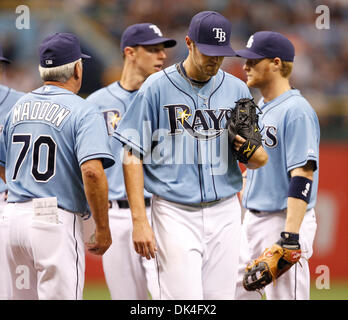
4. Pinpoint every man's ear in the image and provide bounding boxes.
[185,36,193,49]
[272,57,282,72]
[74,61,82,80]
[124,46,136,60]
